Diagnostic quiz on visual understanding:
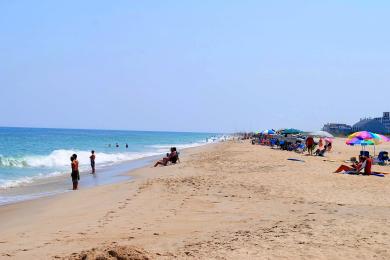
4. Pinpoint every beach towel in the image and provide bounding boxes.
[339,171,385,177]
[287,158,305,162]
